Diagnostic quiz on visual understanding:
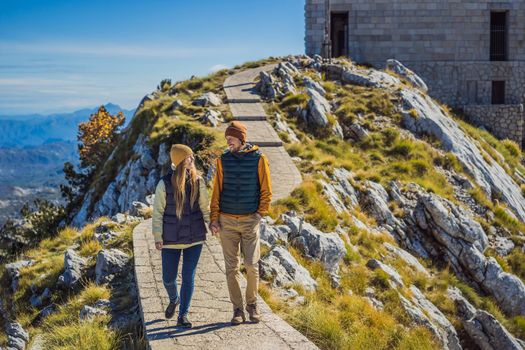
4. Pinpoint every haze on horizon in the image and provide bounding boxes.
[0,0,303,116]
